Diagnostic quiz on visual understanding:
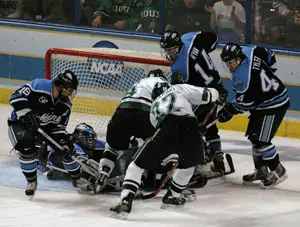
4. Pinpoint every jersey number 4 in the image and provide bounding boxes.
[260,70,279,92]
